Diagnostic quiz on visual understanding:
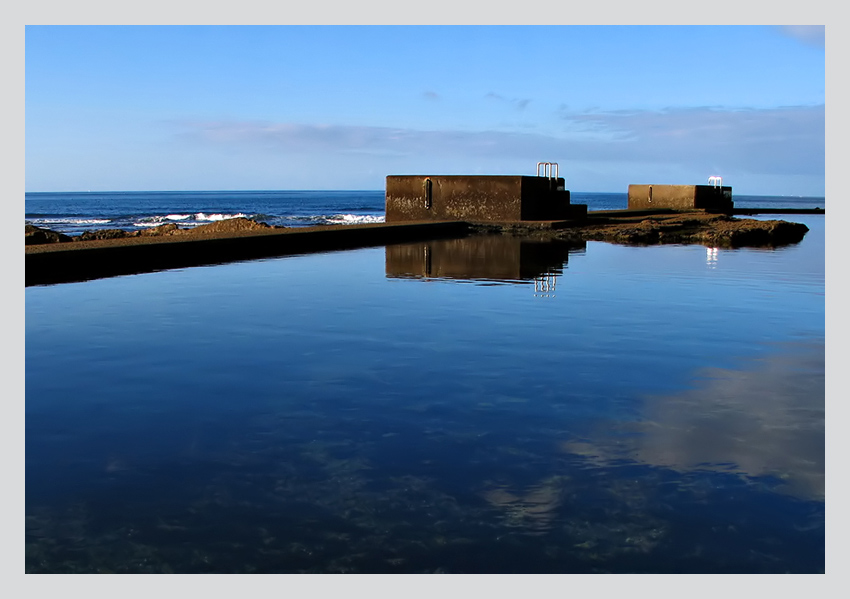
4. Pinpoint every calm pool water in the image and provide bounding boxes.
[25,216,824,573]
